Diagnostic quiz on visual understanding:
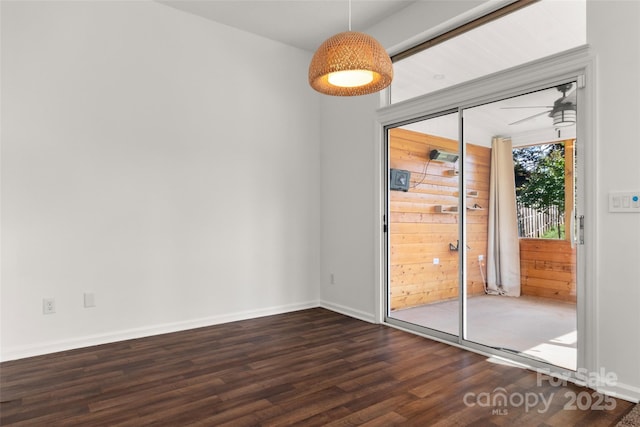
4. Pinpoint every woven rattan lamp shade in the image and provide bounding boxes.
[308,31,393,96]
